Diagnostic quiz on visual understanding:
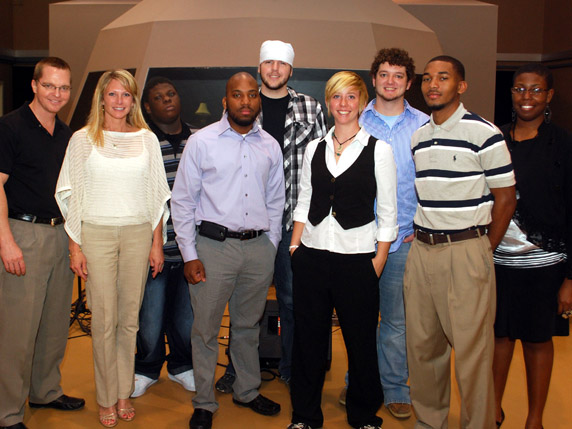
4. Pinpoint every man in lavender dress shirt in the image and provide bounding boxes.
[171,72,285,429]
